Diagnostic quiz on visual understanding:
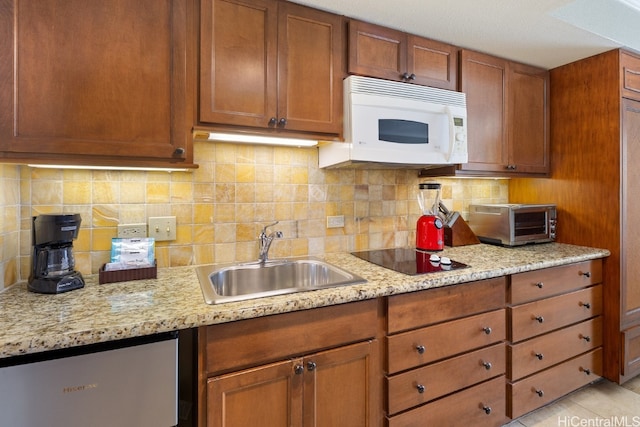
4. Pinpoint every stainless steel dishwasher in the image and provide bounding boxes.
[0,331,178,427]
